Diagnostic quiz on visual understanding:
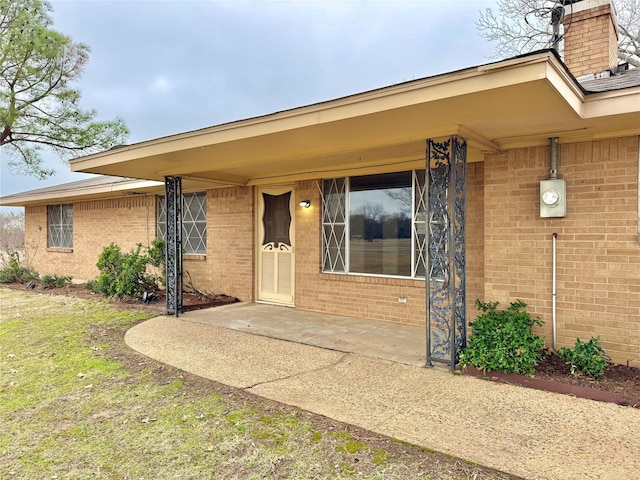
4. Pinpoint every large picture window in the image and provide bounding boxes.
[322,171,427,278]
[157,192,207,254]
[349,172,412,276]
[47,204,73,249]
